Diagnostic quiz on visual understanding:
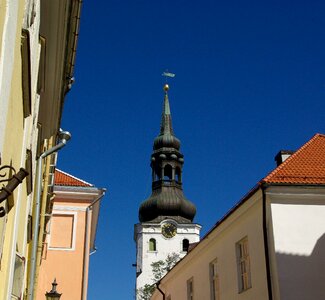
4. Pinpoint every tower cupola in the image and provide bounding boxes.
[139,84,196,223]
